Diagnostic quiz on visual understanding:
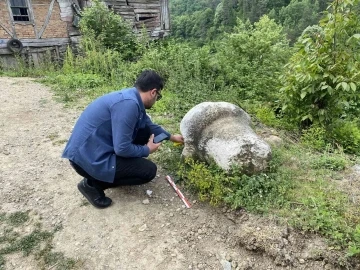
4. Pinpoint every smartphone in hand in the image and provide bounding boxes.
[153,133,168,143]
